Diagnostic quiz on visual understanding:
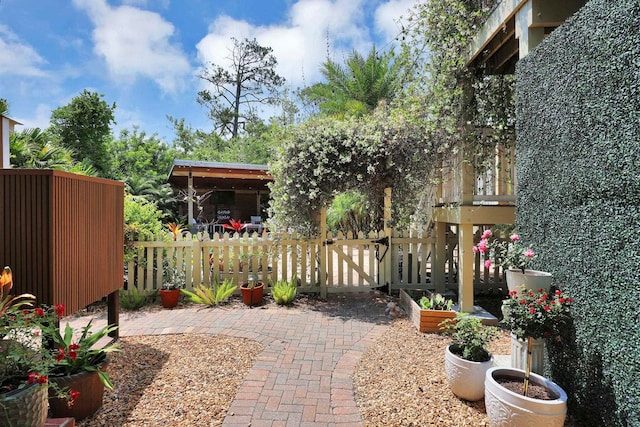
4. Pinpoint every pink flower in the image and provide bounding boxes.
[476,239,488,254]
[472,246,479,254]
[481,229,492,239]
[484,259,492,269]
[510,234,520,242]
[525,249,535,258]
